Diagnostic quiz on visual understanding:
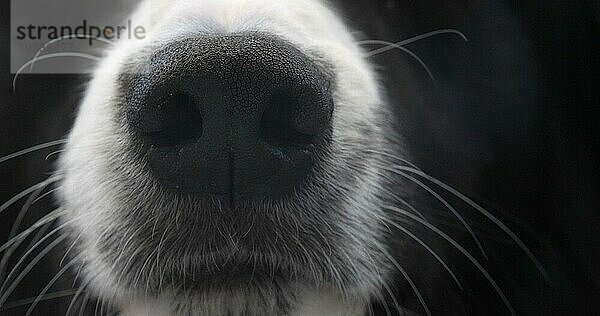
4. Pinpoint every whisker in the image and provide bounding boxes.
[13,52,101,92]
[0,140,67,165]
[358,28,468,86]
[377,270,401,316]
[393,166,550,283]
[94,292,101,316]
[25,257,80,316]
[0,289,80,311]
[374,282,393,316]
[72,260,86,289]
[1,209,100,304]
[0,221,53,290]
[33,187,60,205]
[342,158,429,220]
[78,292,92,316]
[0,208,66,253]
[340,243,393,316]
[375,243,432,316]
[31,34,114,72]
[364,41,437,86]
[385,205,515,315]
[0,176,62,216]
[60,233,83,268]
[388,166,488,259]
[358,28,468,55]
[100,290,115,316]
[66,278,92,316]
[358,146,550,283]
[1,220,75,294]
[395,197,428,221]
[21,221,54,263]
[399,29,468,44]
[356,147,422,171]
[98,289,113,316]
[0,181,51,280]
[45,149,66,161]
[0,234,68,307]
[378,215,463,289]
